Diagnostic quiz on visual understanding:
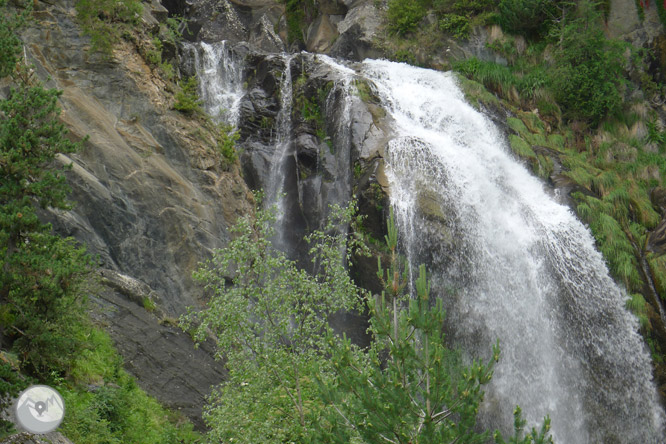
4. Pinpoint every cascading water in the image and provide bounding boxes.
[186,41,665,441]
[264,53,295,249]
[184,41,245,125]
[358,59,665,443]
